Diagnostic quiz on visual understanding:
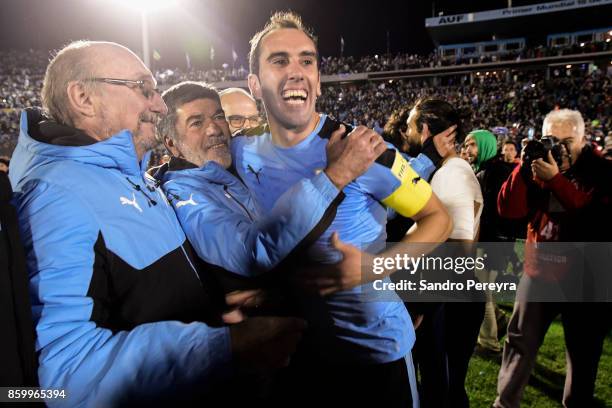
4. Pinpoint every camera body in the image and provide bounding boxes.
[522,136,569,169]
